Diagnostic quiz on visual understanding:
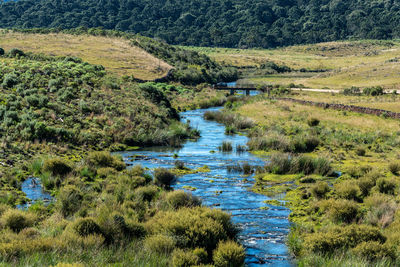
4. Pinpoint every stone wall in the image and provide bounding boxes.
[277,98,400,119]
